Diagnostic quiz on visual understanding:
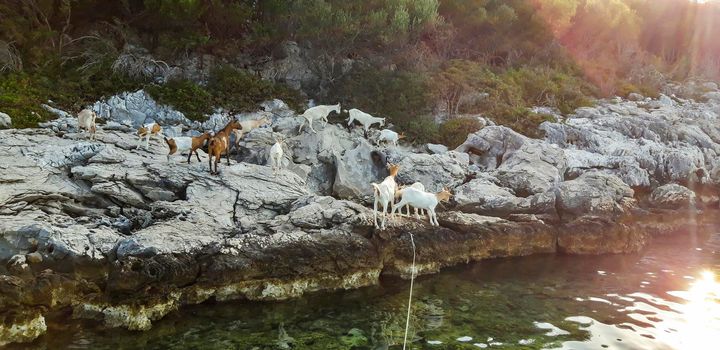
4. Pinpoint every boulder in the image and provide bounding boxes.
[425,143,448,154]
[287,196,371,229]
[390,151,469,192]
[92,90,192,127]
[648,184,697,210]
[628,93,644,101]
[454,176,555,218]
[556,171,635,220]
[333,141,381,201]
[0,112,11,128]
[456,126,565,195]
